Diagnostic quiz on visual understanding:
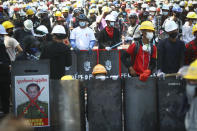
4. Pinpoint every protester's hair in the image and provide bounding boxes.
[26,83,40,92]
[0,115,33,131]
